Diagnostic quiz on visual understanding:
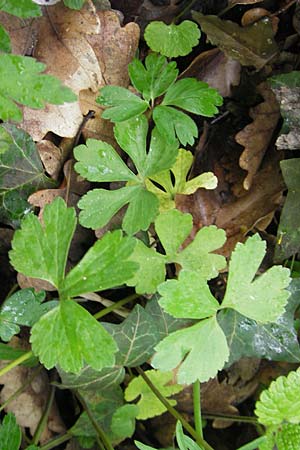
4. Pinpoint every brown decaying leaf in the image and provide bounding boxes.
[0,12,38,55]
[20,1,139,141]
[241,8,279,32]
[236,82,280,190]
[181,48,241,98]
[229,0,263,4]
[0,338,65,443]
[37,140,67,180]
